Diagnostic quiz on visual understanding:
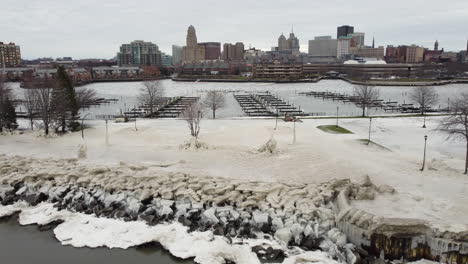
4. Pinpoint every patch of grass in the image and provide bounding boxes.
[356,139,391,151]
[317,125,353,134]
